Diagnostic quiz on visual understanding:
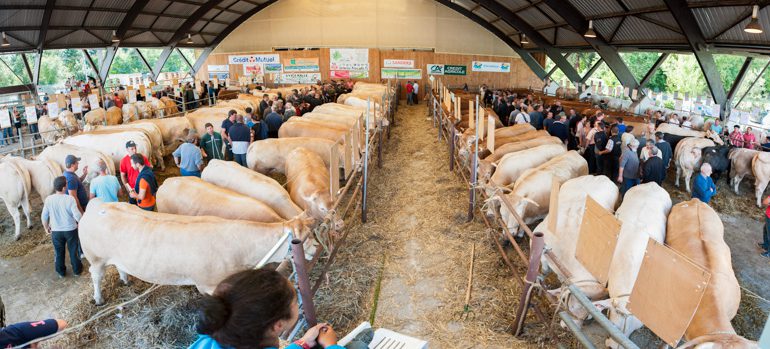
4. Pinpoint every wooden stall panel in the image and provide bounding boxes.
[575,196,622,285]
